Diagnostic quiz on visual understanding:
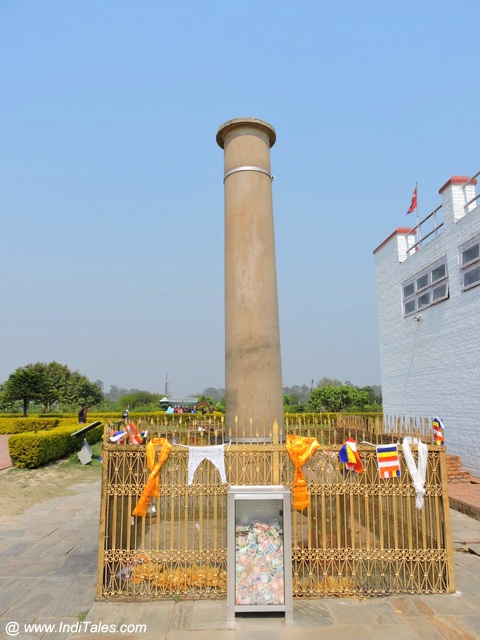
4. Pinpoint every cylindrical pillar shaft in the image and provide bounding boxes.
[217,117,284,441]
